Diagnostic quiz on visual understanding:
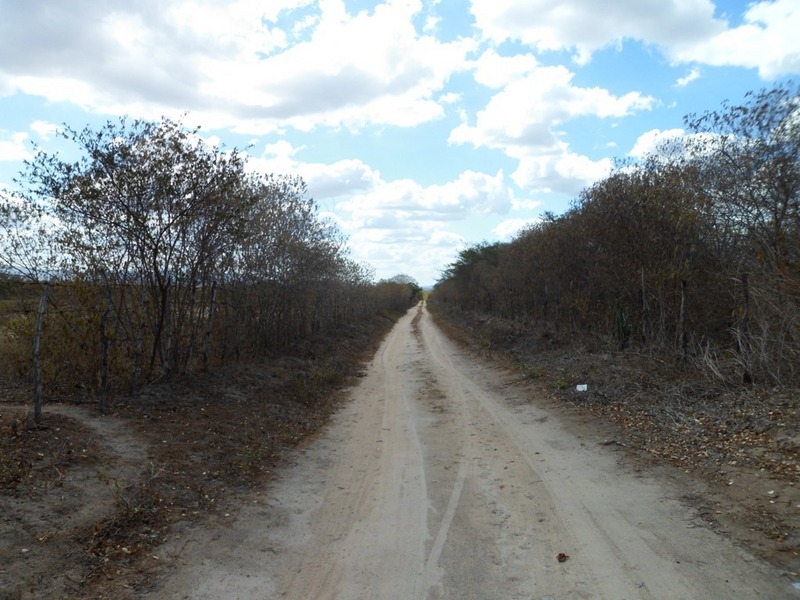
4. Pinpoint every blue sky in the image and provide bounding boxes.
[1,0,798,286]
